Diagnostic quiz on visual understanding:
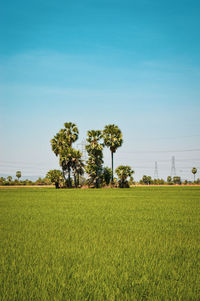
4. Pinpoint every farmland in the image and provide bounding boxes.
[0,187,200,300]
